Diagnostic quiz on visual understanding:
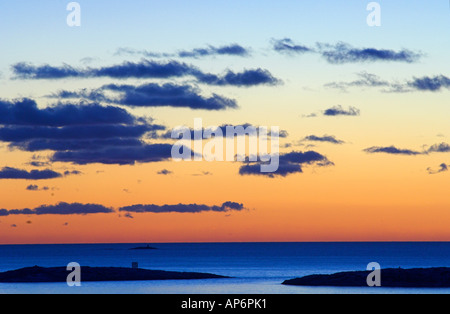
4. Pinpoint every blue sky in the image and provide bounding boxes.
[1,1,448,66]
